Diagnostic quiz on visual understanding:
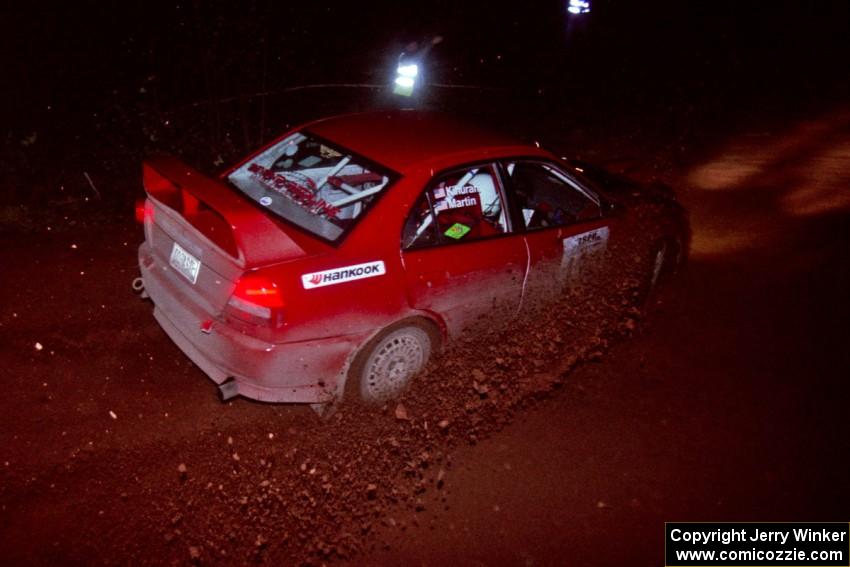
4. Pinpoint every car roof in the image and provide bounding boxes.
[305,110,531,172]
